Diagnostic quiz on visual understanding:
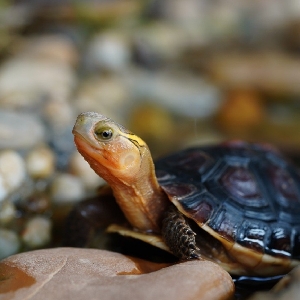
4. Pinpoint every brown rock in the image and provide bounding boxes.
[248,266,300,300]
[209,52,300,95]
[0,248,234,300]
[216,90,265,135]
